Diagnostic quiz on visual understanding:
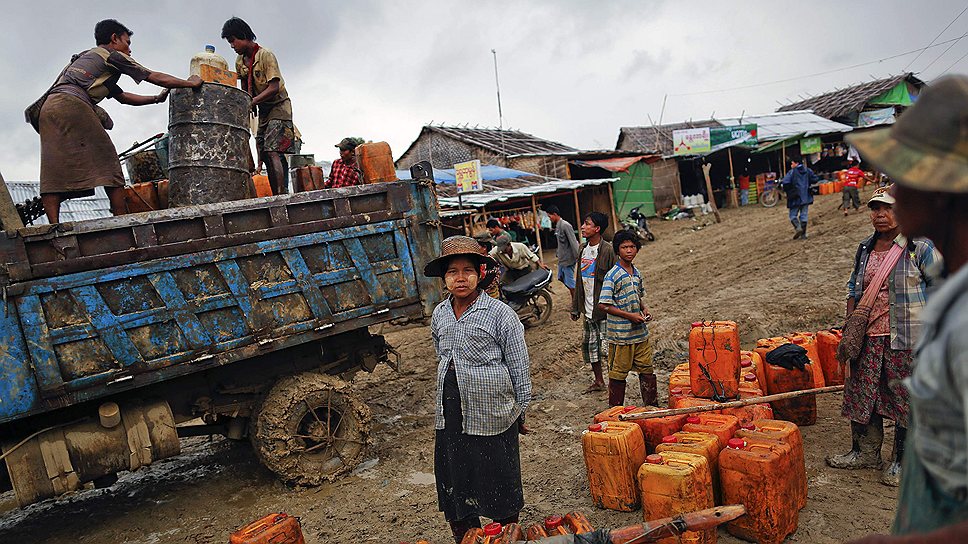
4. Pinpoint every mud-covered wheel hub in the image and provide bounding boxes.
[250,372,371,485]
